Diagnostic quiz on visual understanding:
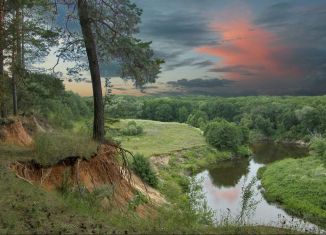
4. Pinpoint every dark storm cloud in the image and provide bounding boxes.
[192,60,215,68]
[164,58,198,71]
[141,12,217,48]
[254,2,293,26]
[209,65,265,77]
[167,78,233,88]
[165,58,215,71]
[136,0,222,48]
[135,0,221,71]
[255,1,326,45]
[253,1,326,89]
